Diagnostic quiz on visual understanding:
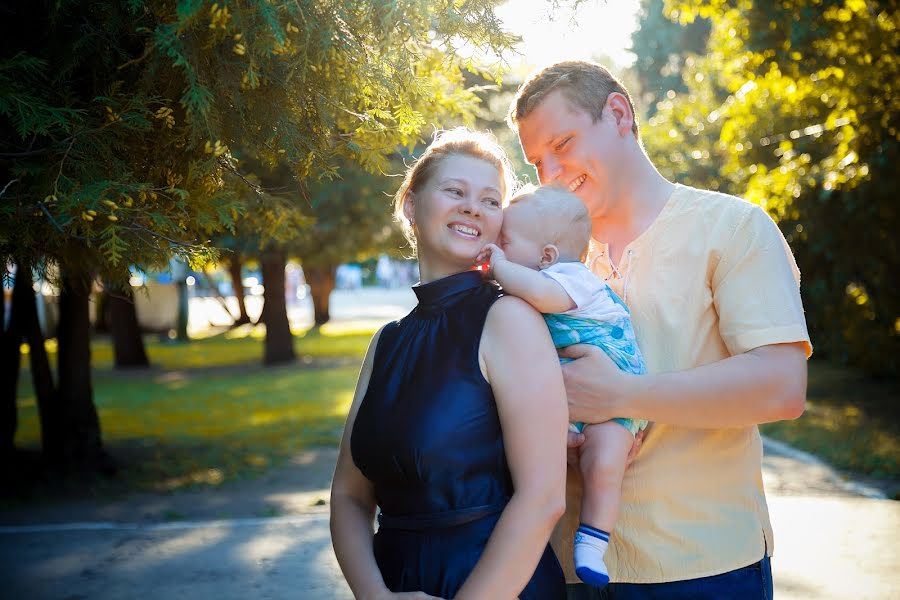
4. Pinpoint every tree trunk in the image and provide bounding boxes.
[107,287,150,368]
[175,279,189,342]
[228,257,251,327]
[0,264,25,458]
[57,268,112,474]
[306,265,336,326]
[260,248,294,365]
[93,289,109,333]
[19,265,63,468]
